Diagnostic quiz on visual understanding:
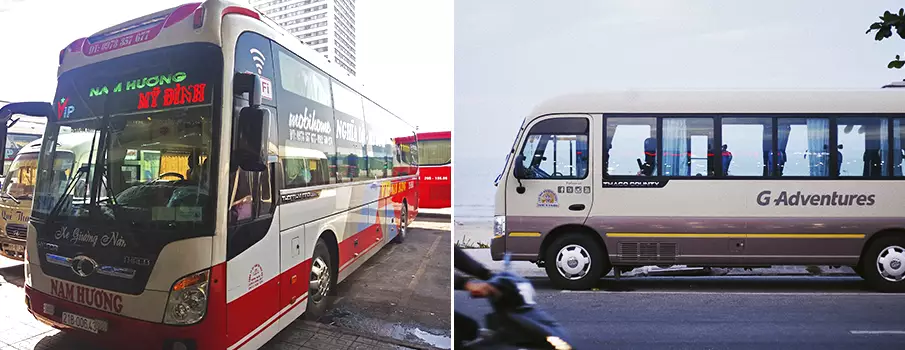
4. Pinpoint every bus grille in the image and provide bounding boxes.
[5,223,27,240]
[619,242,677,262]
